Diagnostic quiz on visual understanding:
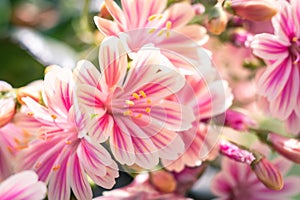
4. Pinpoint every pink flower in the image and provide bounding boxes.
[75,36,195,169]
[268,133,300,164]
[224,110,257,131]
[94,0,211,75]
[250,0,300,134]
[0,123,24,182]
[211,157,300,200]
[0,81,15,127]
[15,66,118,200]
[161,71,233,172]
[0,170,47,200]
